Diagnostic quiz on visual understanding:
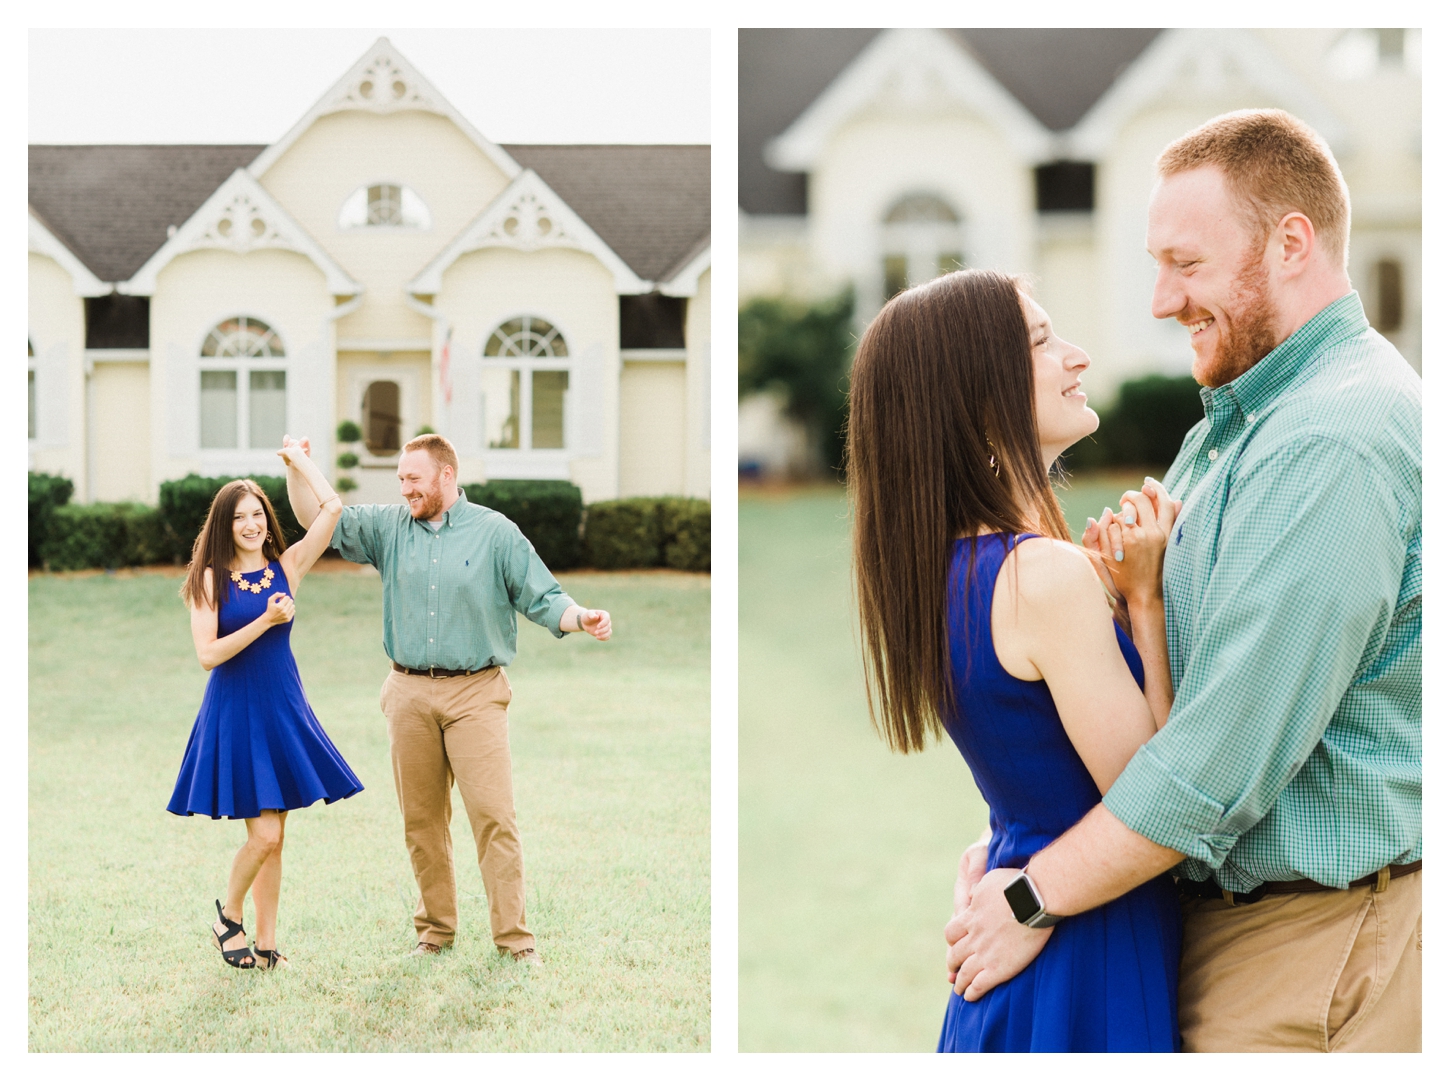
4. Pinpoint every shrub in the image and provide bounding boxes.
[40,503,149,570]
[157,474,304,563]
[584,498,664,570]
[463,480,583,569]
[28,471,74,567]
[116,503,169,566]
[1063,374,1205,472]
[336,452,359,469]
[660,498,710,572]
[336,419,362,444]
